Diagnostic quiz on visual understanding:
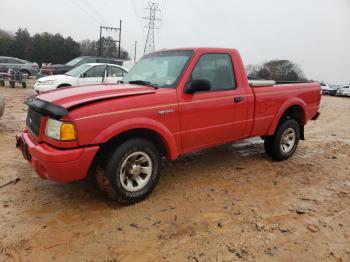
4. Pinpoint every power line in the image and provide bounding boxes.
[131,0,144,32]
[85,0,110,26]
[70,0,101,25]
